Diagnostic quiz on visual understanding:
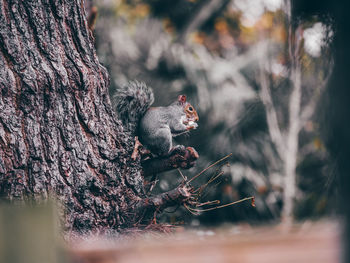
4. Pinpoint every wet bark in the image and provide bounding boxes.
[0,0,196,234]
